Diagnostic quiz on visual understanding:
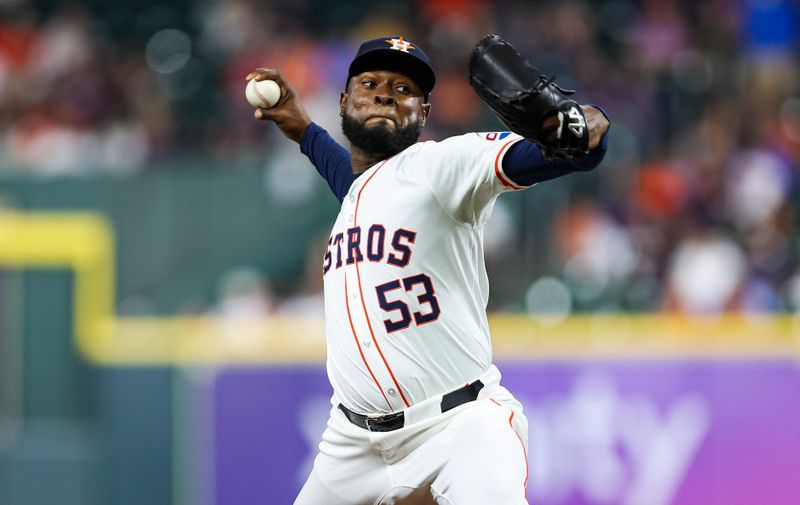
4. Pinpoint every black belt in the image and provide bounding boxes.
[338,380,485,432]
